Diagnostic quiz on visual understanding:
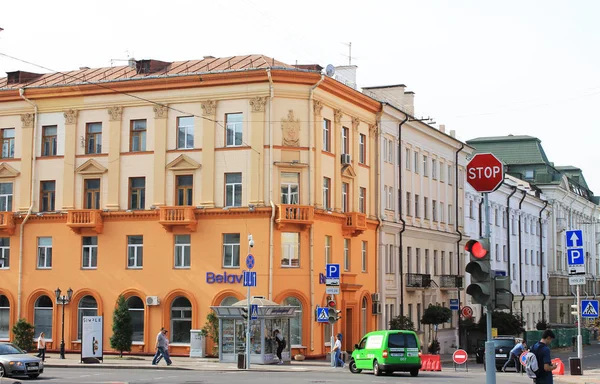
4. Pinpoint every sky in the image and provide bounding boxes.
[1,0,599,191]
